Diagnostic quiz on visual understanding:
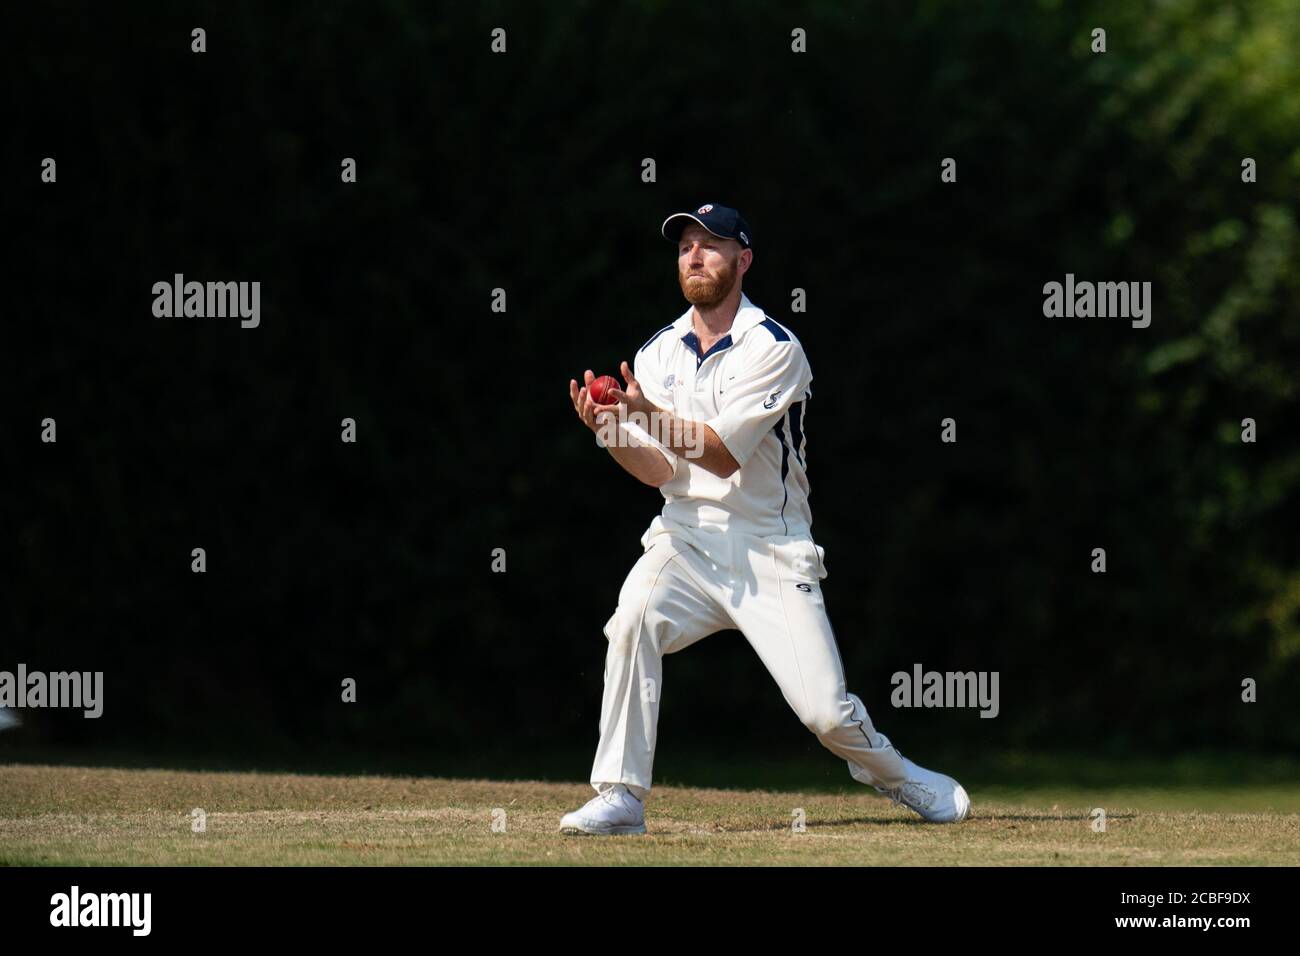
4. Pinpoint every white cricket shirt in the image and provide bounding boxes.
[625,292,815,539]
